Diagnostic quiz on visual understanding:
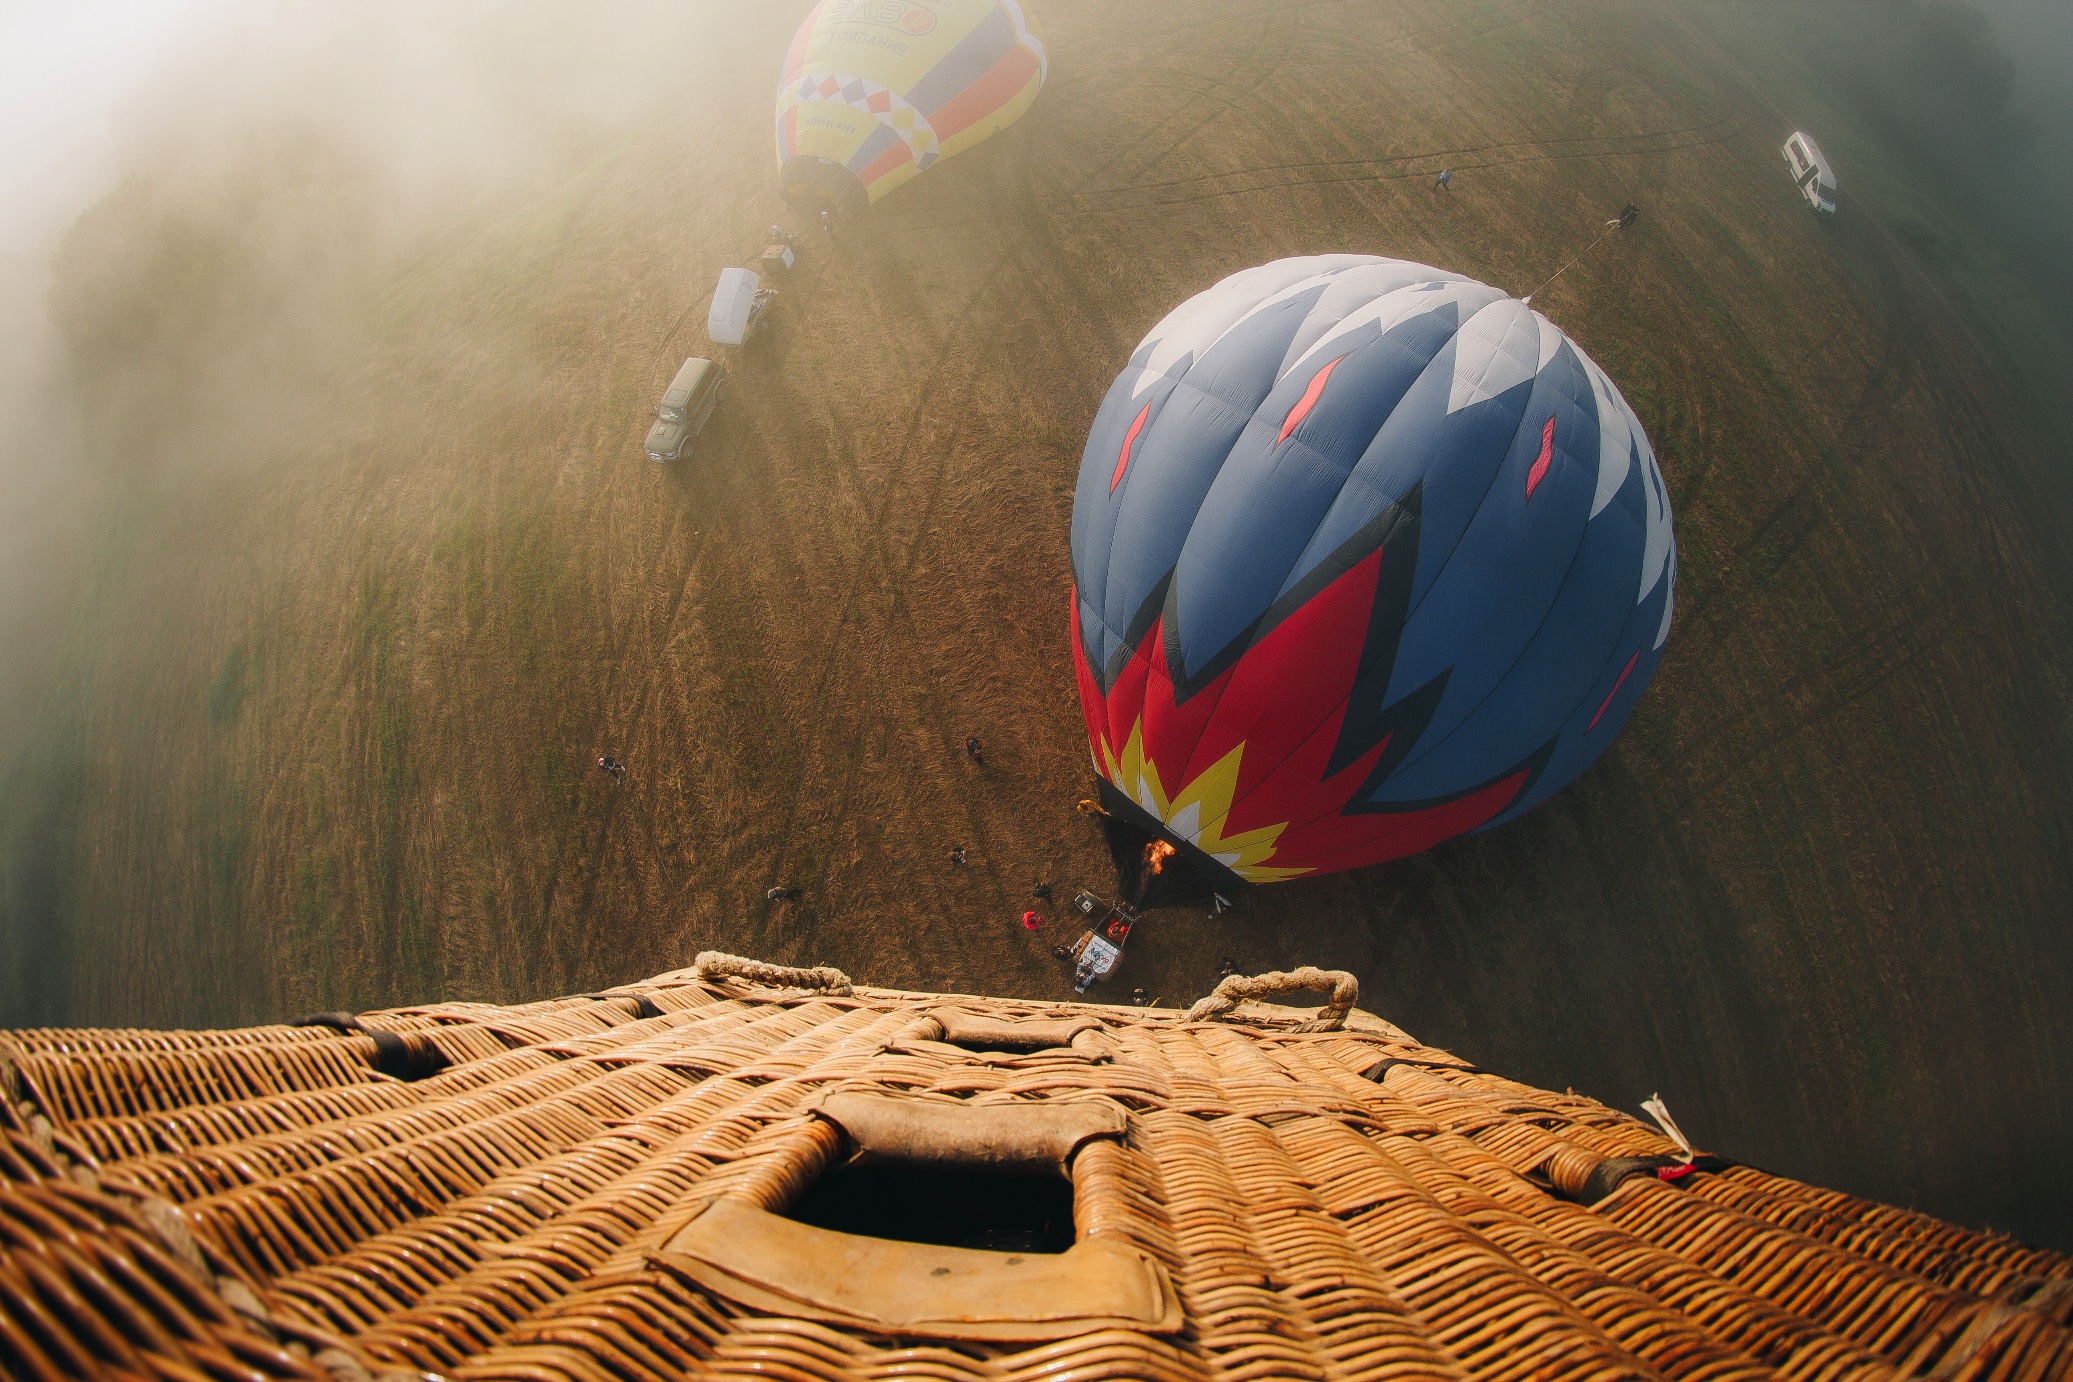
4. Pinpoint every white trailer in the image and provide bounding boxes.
[1783,131,1837,215]
[707,267,776,348]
